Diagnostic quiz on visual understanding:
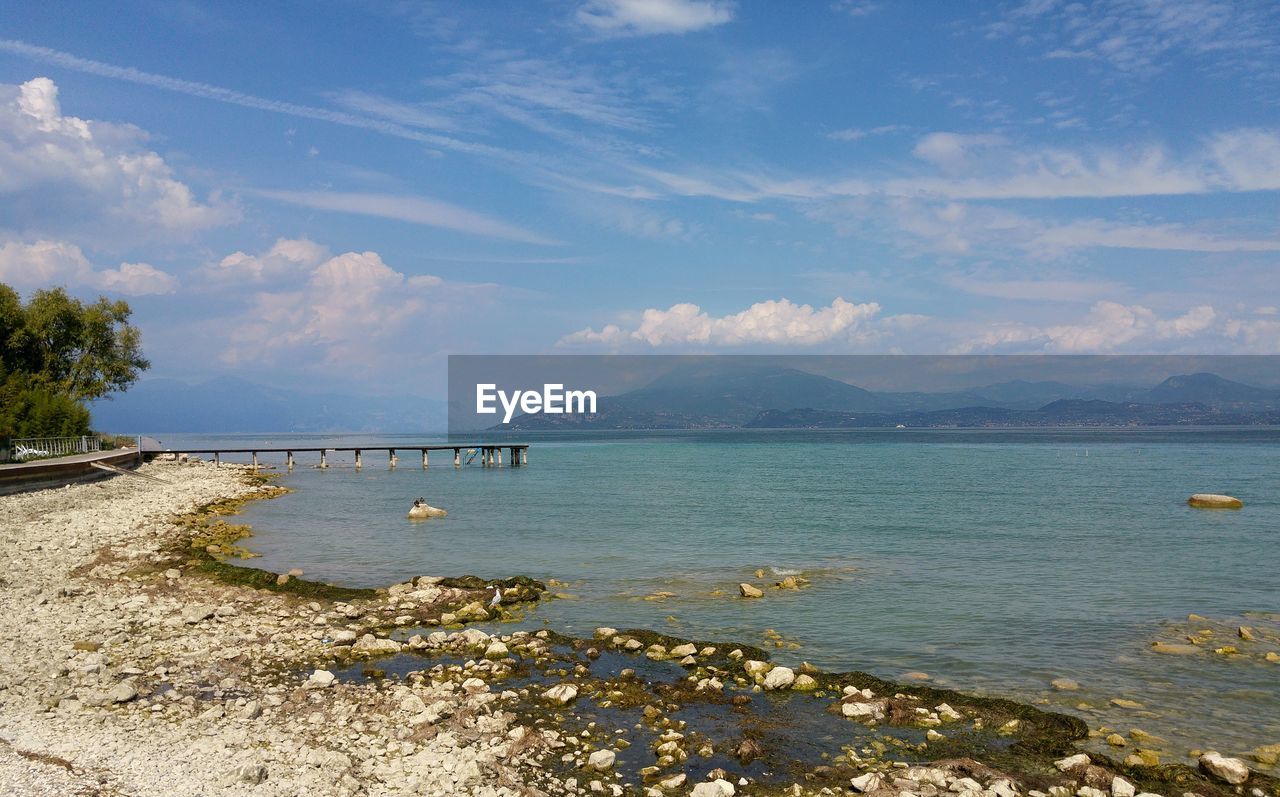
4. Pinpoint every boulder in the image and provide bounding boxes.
[669,643,697,657]
[739,583,763,598]
[691,780,736,797]
[1110,777,1135,797]
[792,674,818,691]
[1199,751,1250,784]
